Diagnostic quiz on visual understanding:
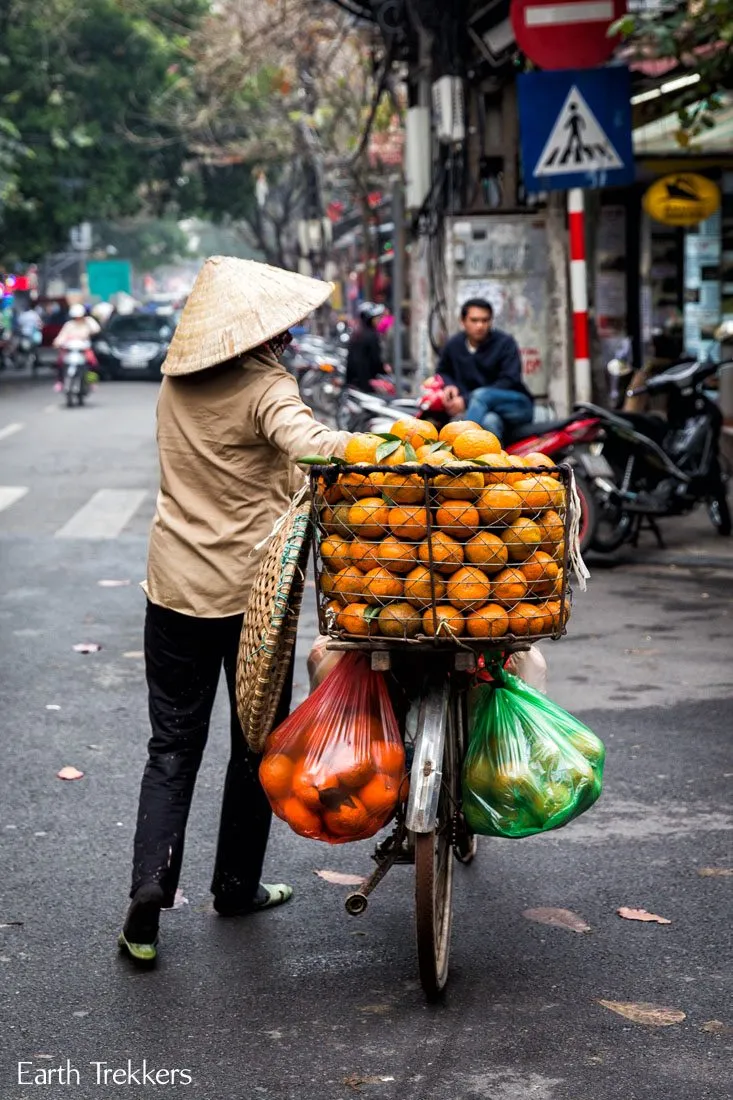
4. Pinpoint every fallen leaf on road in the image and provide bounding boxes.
[97,579,131,587]
[56,766,84,781]
[701,1020,733,1036]
[522,907,591,933]
[598,1001,685,1026]
[123,651,144,659]
[72,643,101,654]
[72,1010,89,1018]
[343,1075,395,1090]
[0,922,24,928]
[617,907,671,924]
[315,870,366,886]
[698,867,733,877]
